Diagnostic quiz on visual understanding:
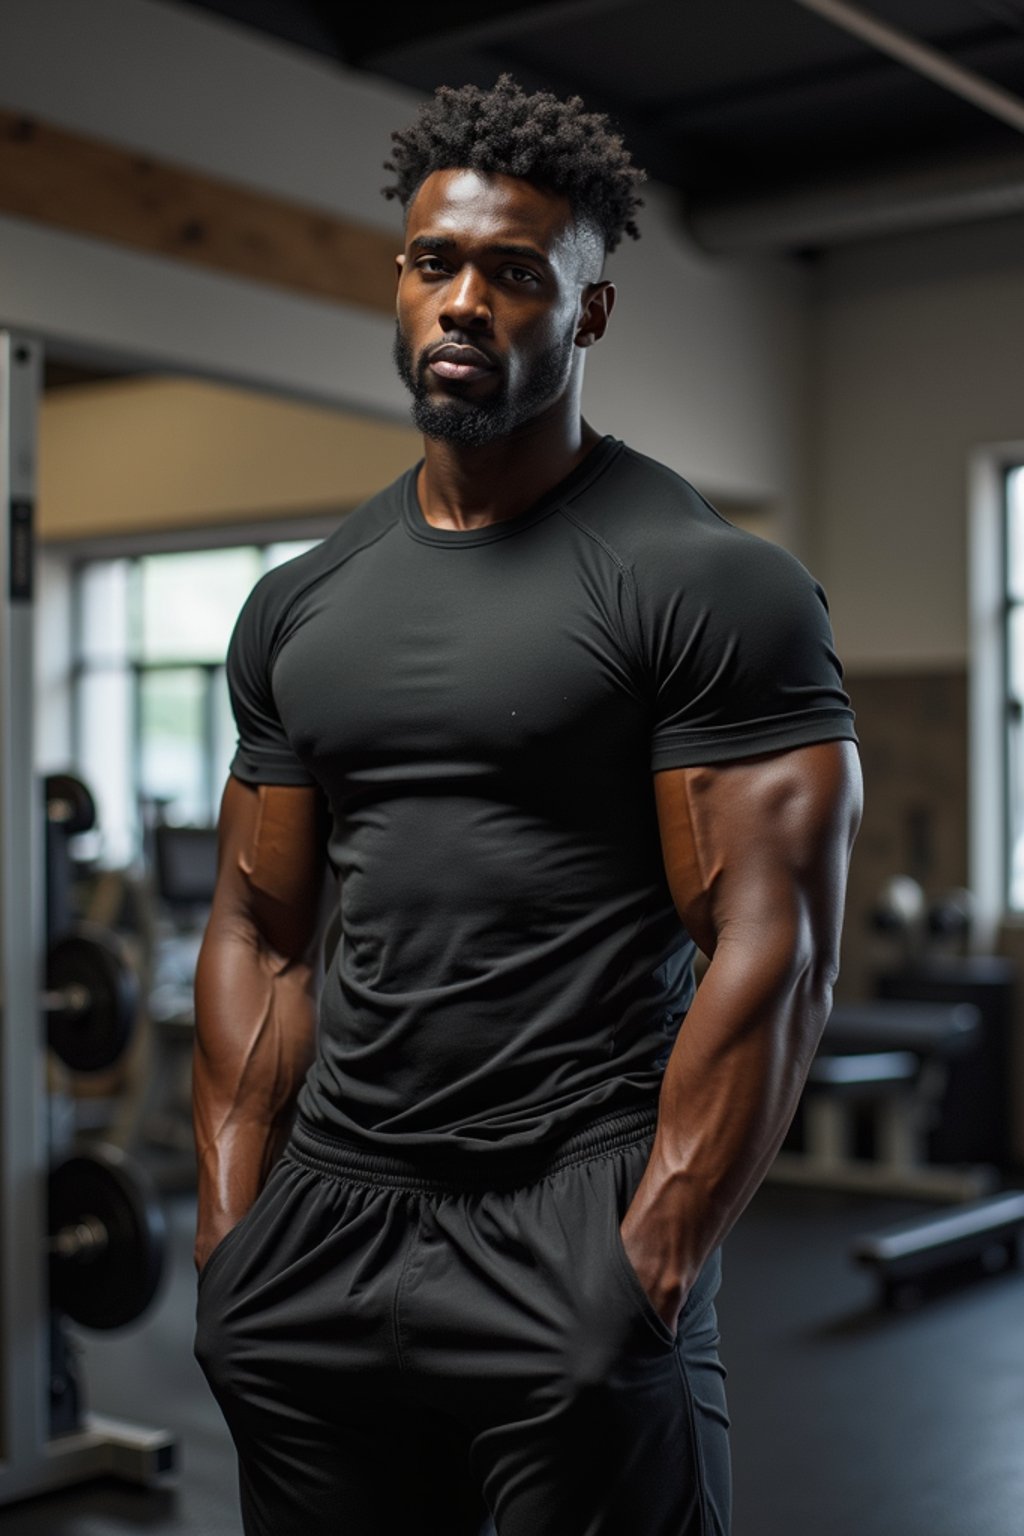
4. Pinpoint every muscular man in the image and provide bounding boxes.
[193,76,862,1536]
